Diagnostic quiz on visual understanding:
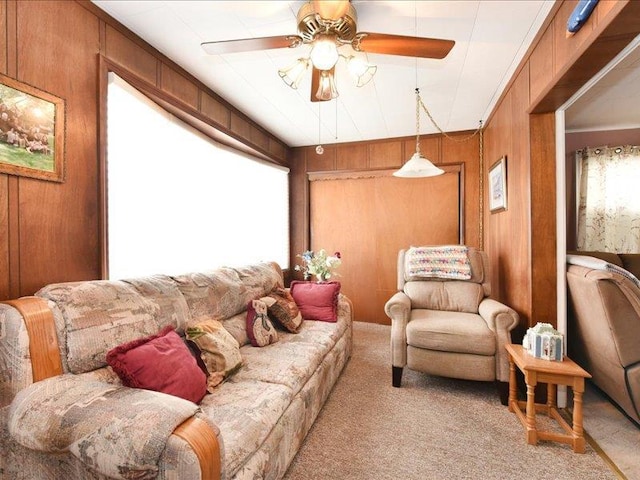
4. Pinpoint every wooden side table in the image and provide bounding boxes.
[505,343,592,453]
